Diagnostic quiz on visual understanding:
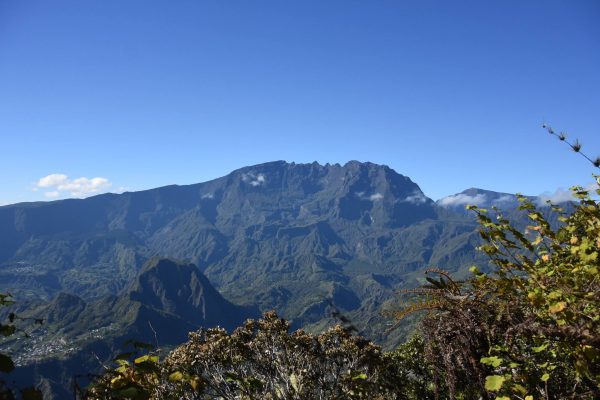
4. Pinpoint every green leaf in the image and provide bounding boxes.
[0,353,15,373]
[512,383,527,395]
[134,355,149,364]
[469,266,480,274]
[547,290,562,300]
[351,372,368,380]
[532,343,549,353]
[541,373,550,382]
[169,371,184,382]
[481,356,503,367]
[548,302,567,313]
[115,359,130,367]
[134,354,158,364]
[484,375,505,391]
[290,373,299,392]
